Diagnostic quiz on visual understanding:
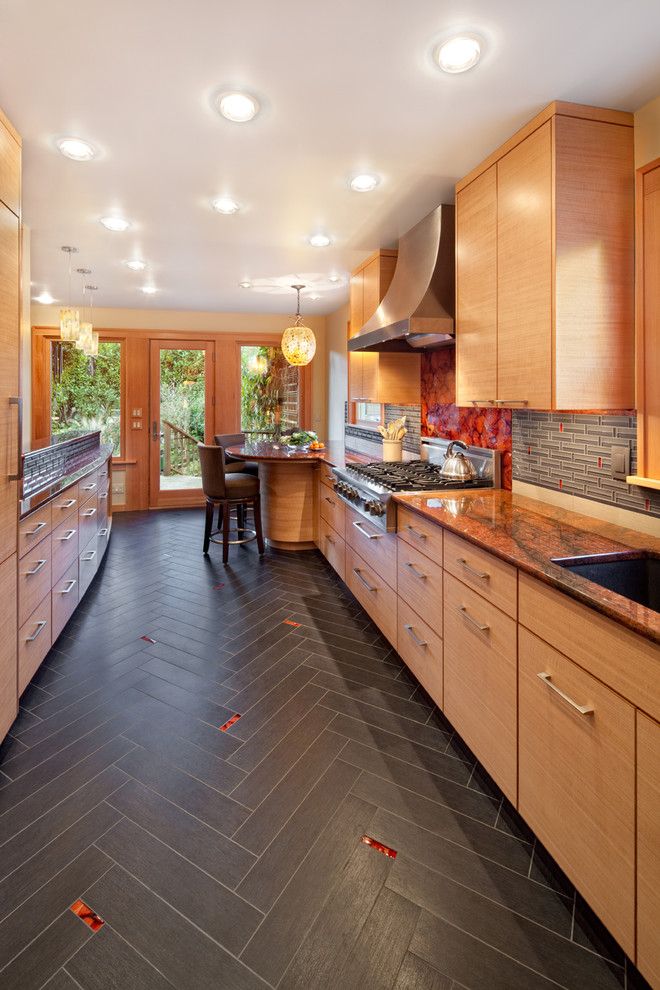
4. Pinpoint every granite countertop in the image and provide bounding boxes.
[20,444,113,518]
[394,489,660,644]
[226,441,376,468]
